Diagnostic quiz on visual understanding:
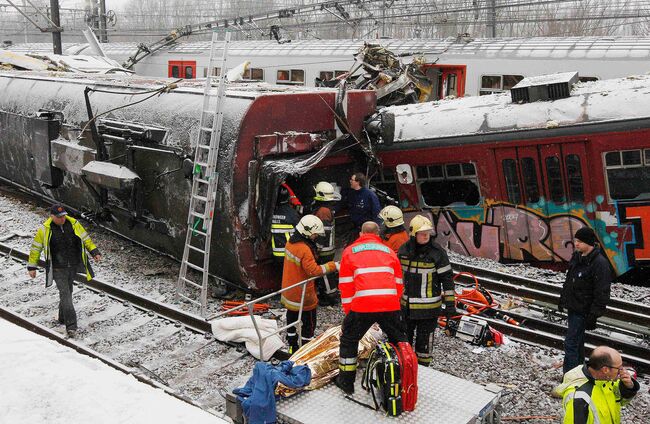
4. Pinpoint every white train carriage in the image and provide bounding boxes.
[6,36,650,99]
